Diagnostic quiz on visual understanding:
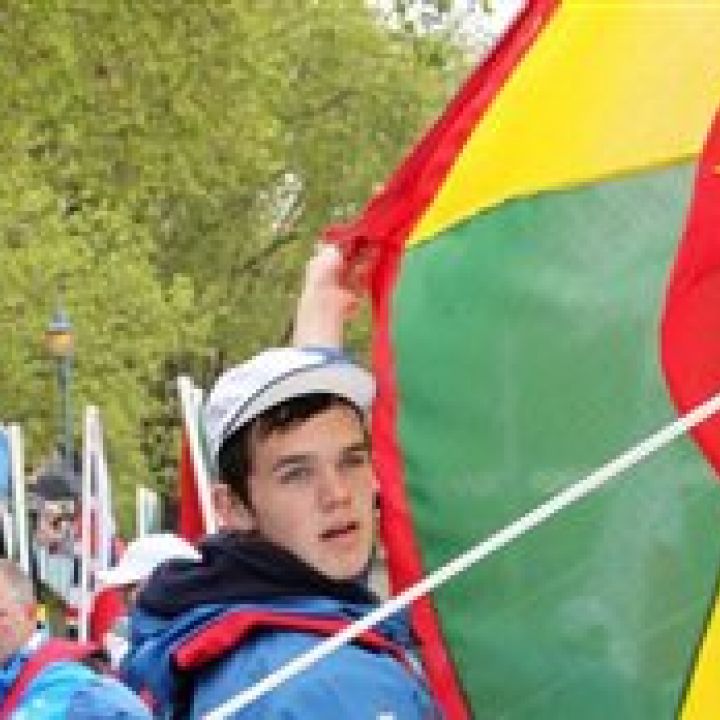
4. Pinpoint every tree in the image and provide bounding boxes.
[0,156,210,531]
[0,0,463,531]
